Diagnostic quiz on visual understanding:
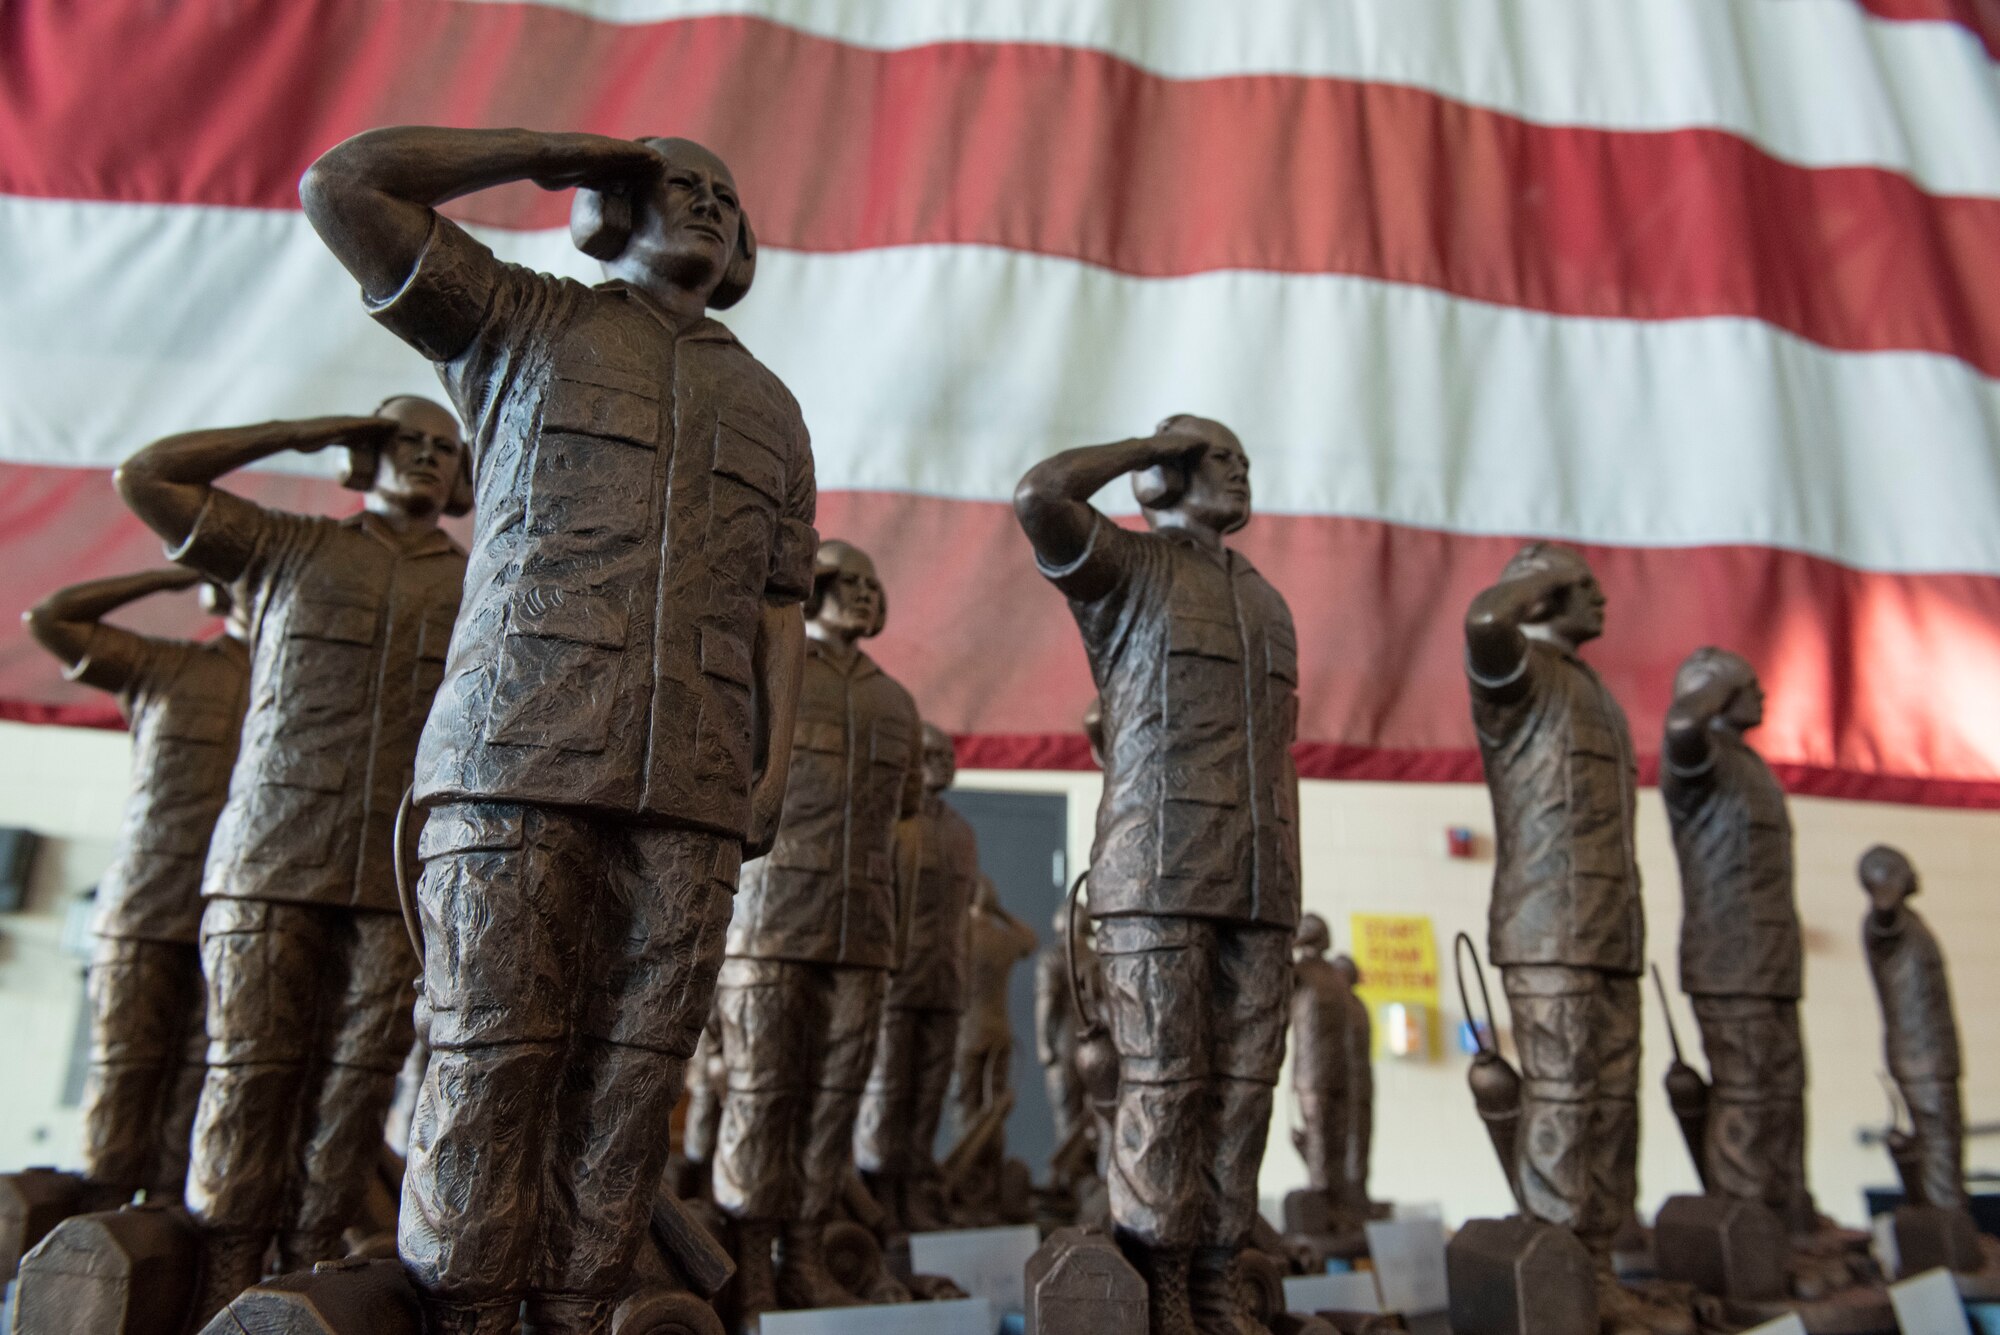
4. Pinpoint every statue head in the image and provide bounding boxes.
[1500,541,1605,649]
[1331,954,1360,989]
[1134,415,1251,539]
[341,395,470,520]
[806,539,886,643]
[920,722,956,796]
[1859,844,1918,919]
[1674,646,1763,730]
[571,137,757,312]
[1294,912,1330,961]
